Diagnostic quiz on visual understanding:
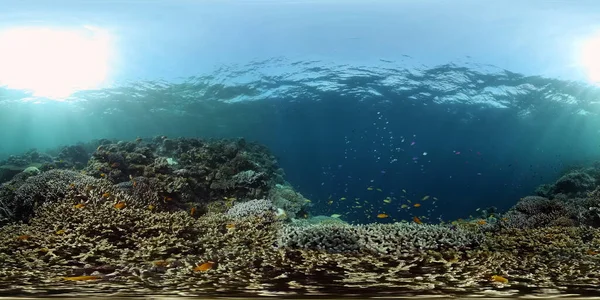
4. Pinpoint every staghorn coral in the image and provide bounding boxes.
[276,222,483,254]
[225,199,275,219]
